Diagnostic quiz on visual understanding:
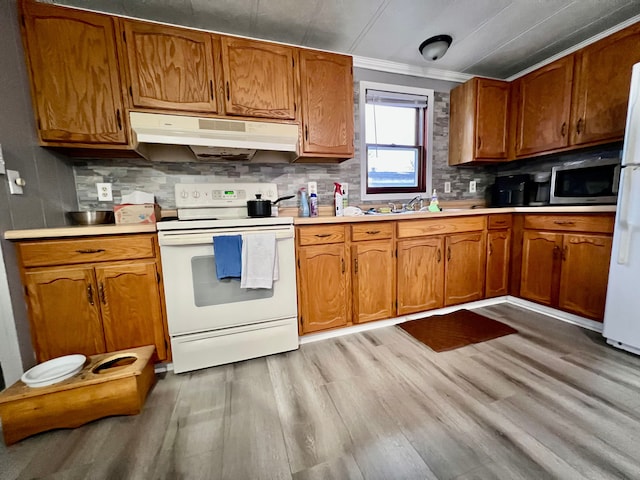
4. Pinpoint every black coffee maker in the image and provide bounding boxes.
[490,174,531,206]
[529,172,551,206]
